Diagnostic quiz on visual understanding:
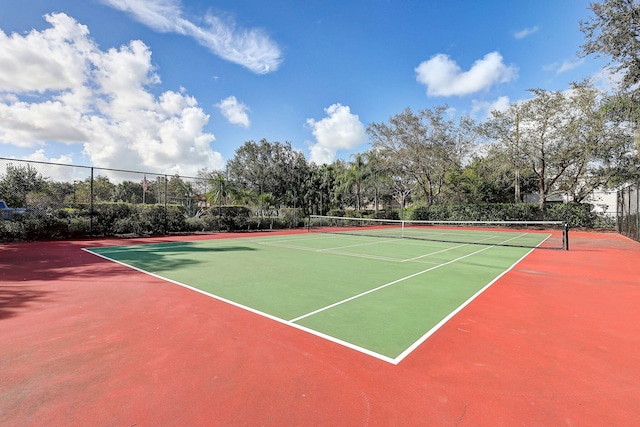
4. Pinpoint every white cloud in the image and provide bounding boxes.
[101,0,282,74]
[591,66,625,92]
[306,103,366,165]
[415,52,518,97]
[514,26,539,39]
[22,149,79,182]
[557,58,584,74]
[216,96,250,127]
[543,58,586,75]
[471,96,511,120]
[0,13,223,176]
[0,13,93,93]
